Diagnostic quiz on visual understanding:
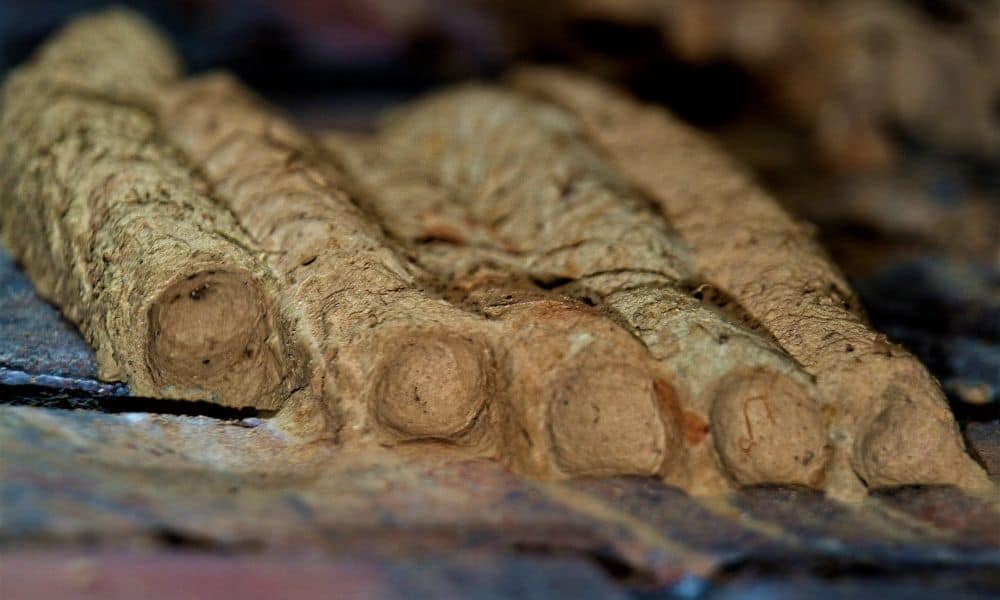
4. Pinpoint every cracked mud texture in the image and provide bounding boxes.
[327,90,831,494]
[158,72,725,482]
[0,10,992,499]
[157,72,502,449]
[0,11,305,409]
[509,66,990,496]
